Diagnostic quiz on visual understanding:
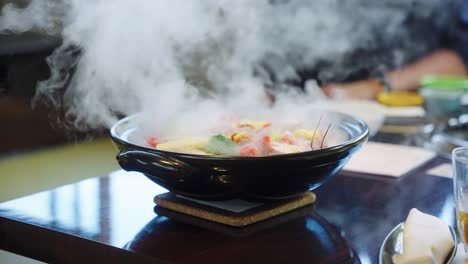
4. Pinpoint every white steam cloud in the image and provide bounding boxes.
[0,0,447,134]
